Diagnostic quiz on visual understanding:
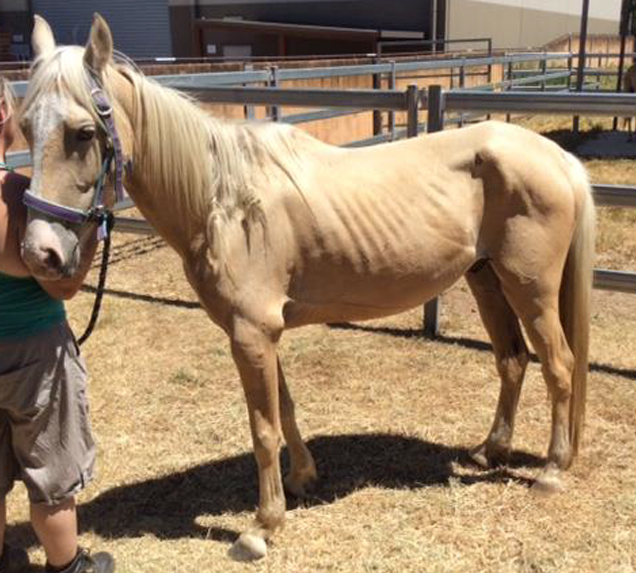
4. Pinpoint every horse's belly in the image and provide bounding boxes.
[280,154,481,327]
[284,240,476,328]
